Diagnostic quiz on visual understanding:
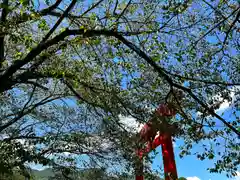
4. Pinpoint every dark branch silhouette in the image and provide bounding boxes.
[0,0,9,69]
